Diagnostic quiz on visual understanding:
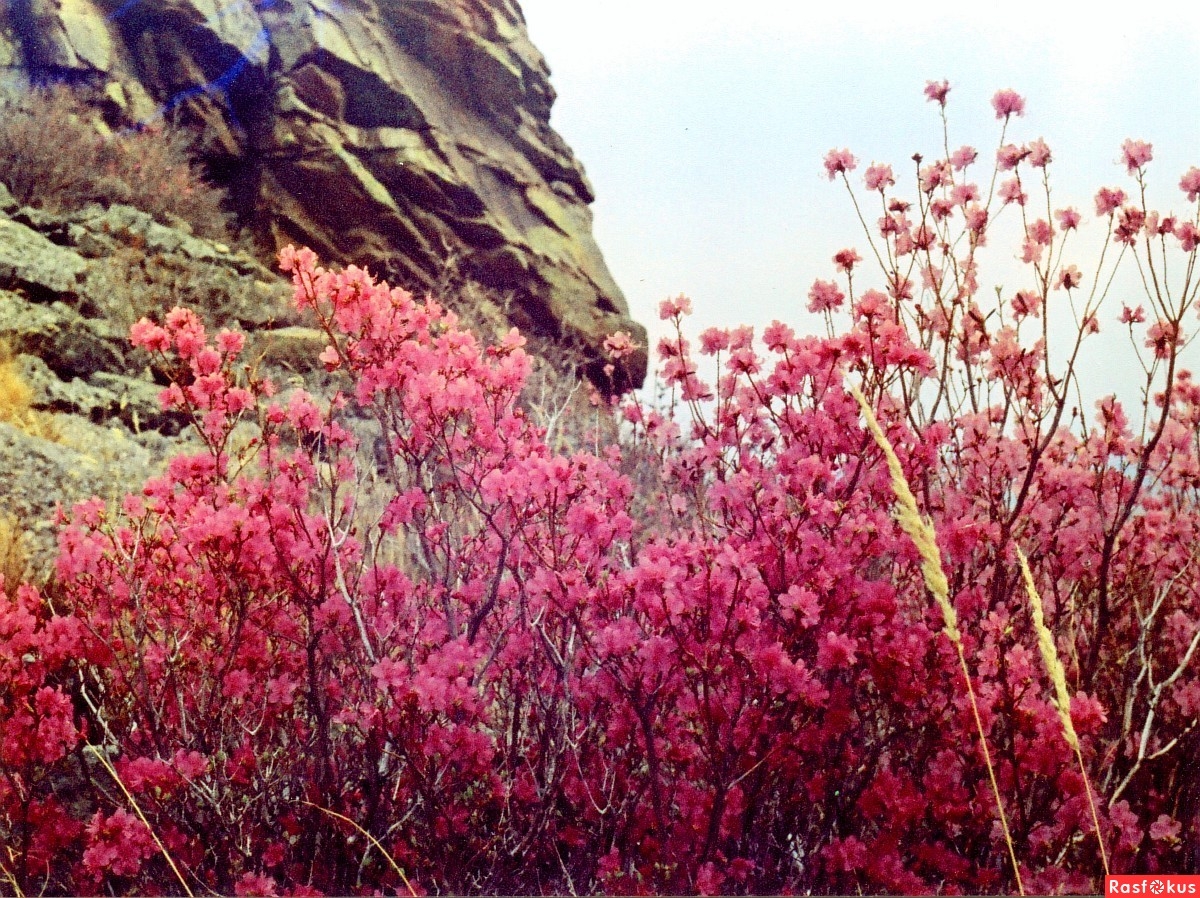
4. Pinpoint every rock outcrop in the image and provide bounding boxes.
[0,182,304,571]
[0,0,647,388]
